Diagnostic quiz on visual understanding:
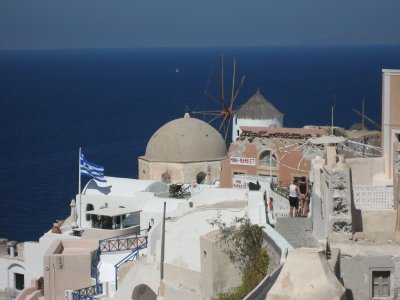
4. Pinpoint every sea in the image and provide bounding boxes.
[1,45,400,242]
